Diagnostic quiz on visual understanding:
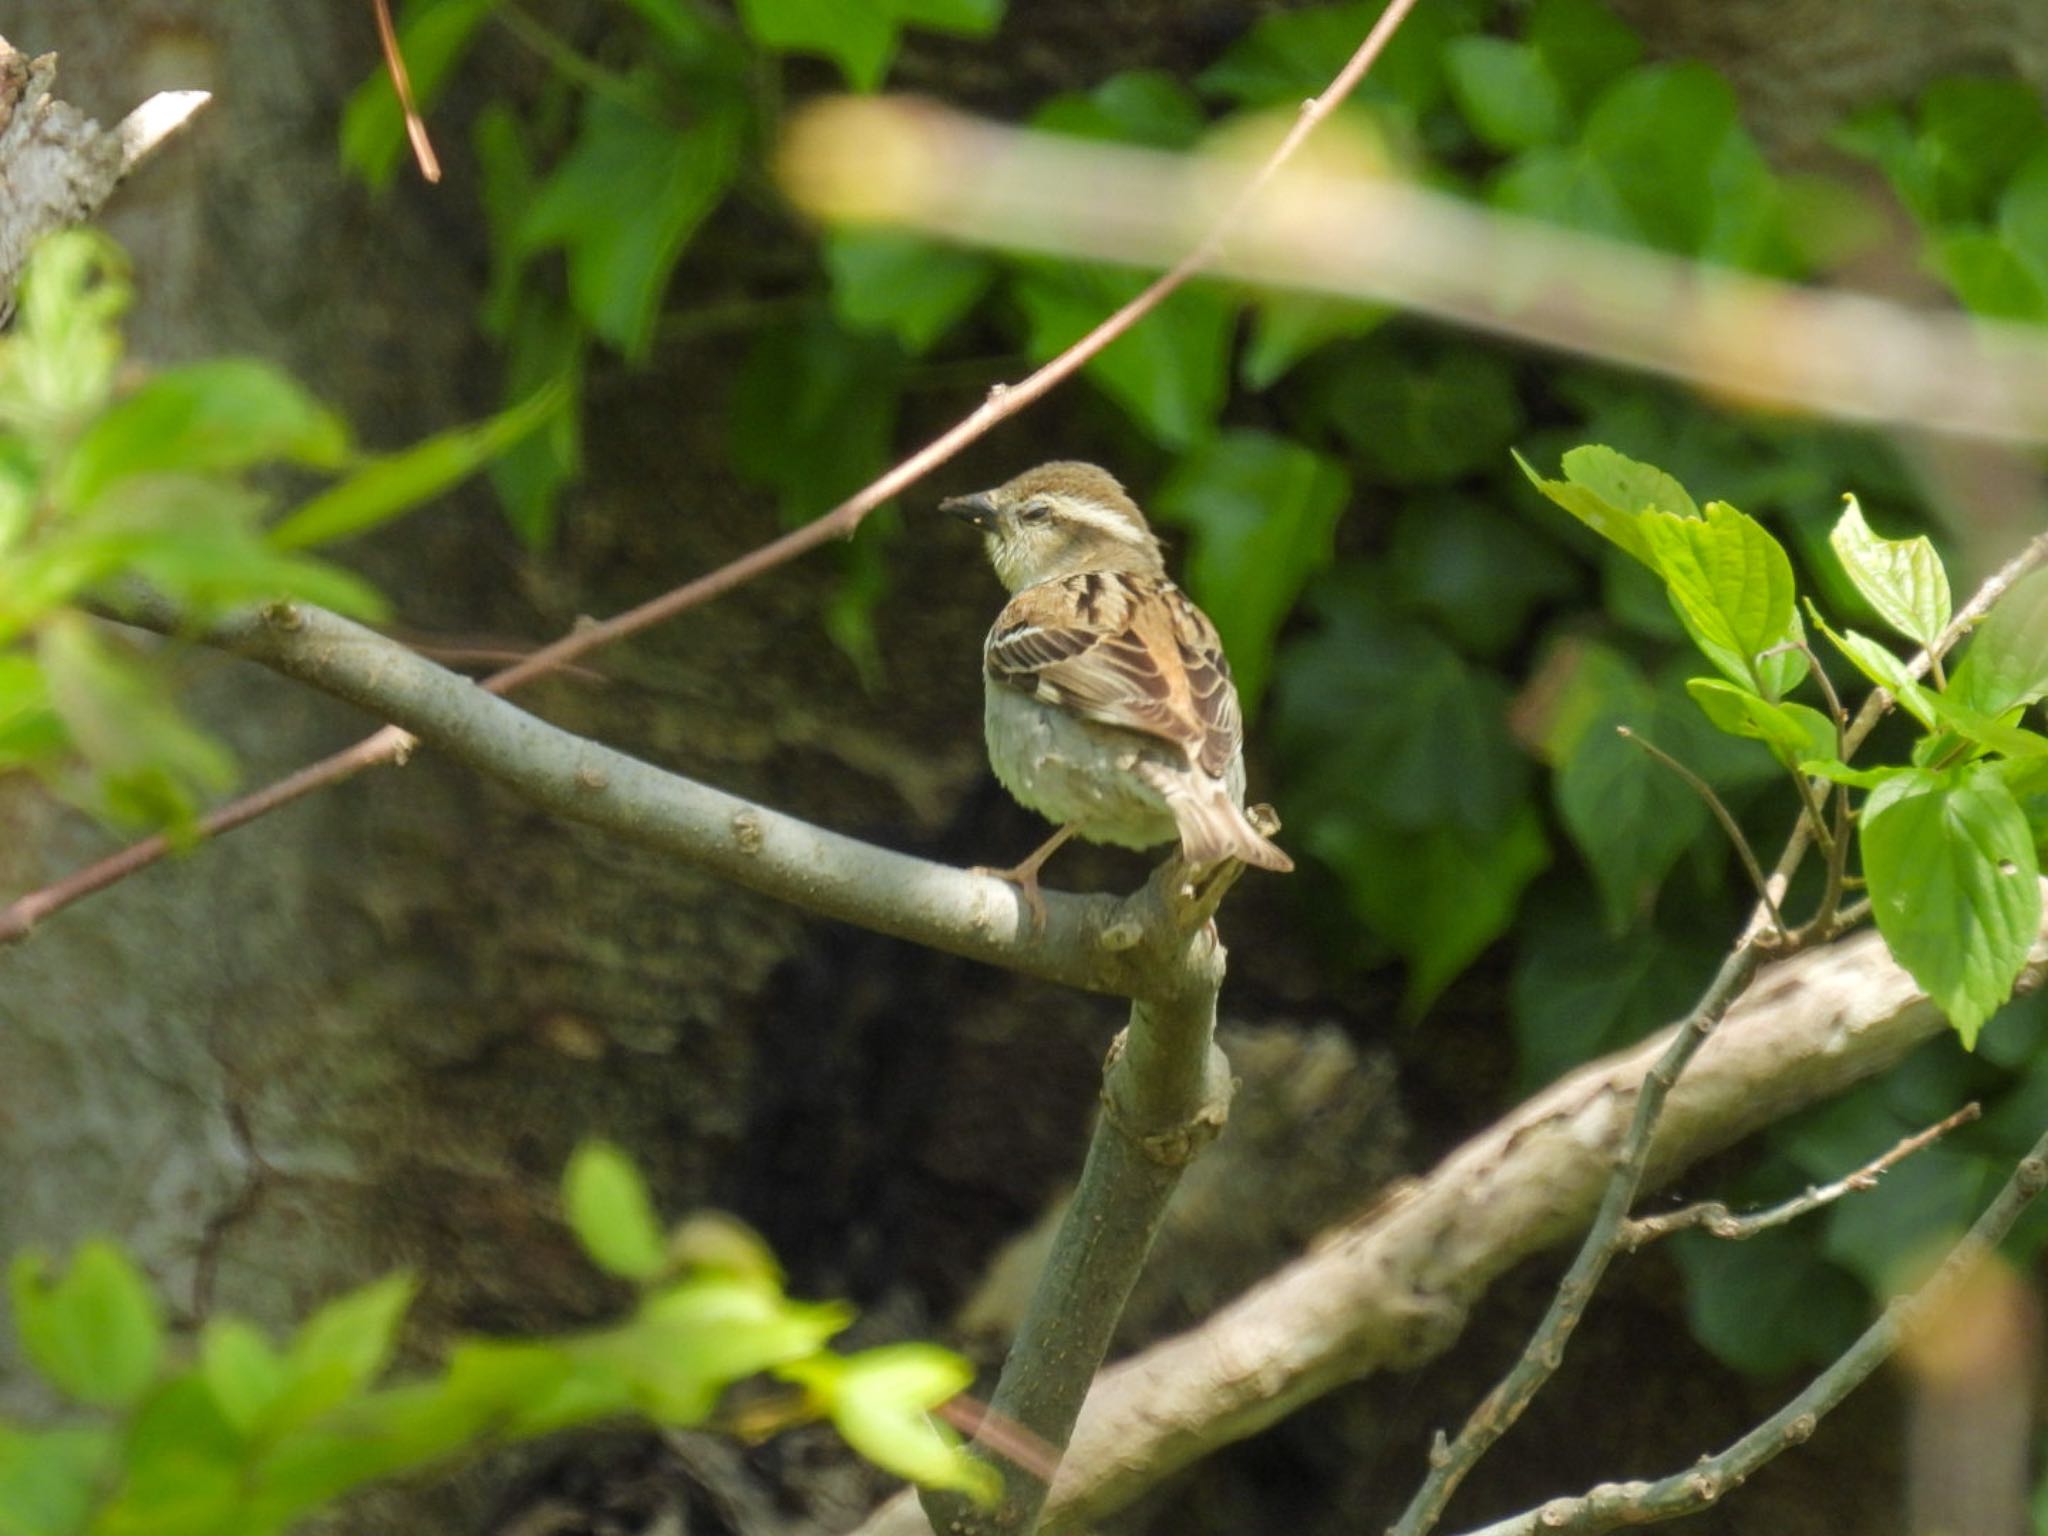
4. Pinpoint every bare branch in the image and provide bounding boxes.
[1458,1122,2048,1536]
[1621,1102,1981,1248]
[1388,941,1769,1536]
[852,908,2048,1535]
[1615,727,1784,940]
[0,37,210,305]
